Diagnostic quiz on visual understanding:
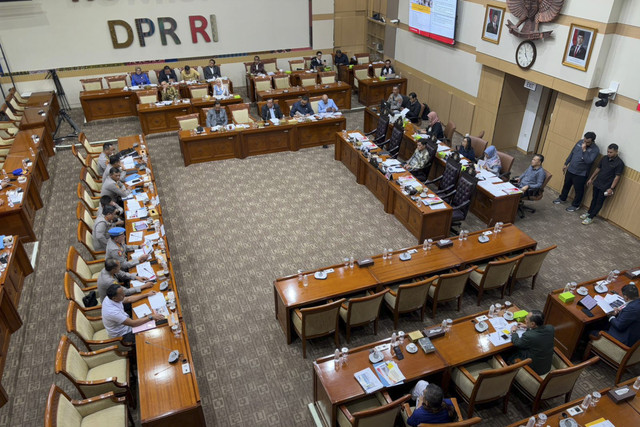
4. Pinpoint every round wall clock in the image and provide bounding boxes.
[516,40,536,69]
